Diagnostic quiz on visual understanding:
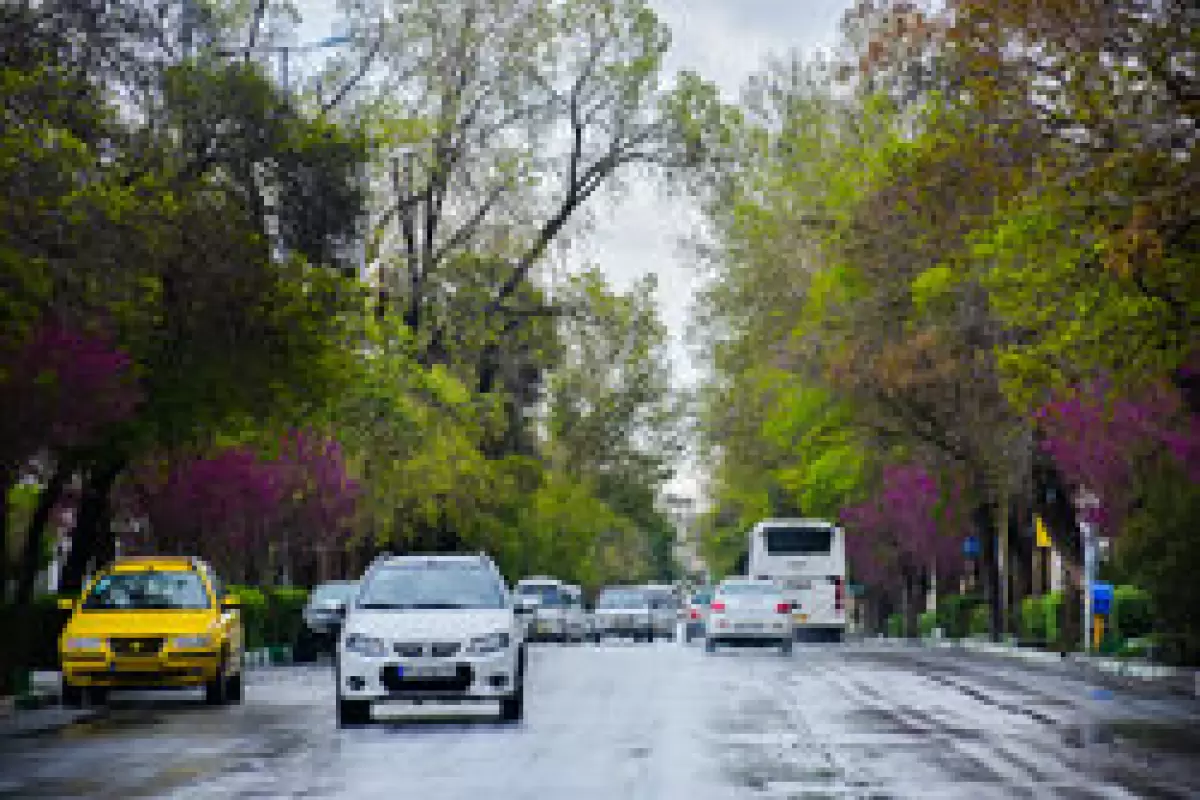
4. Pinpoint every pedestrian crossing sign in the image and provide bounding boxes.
[1035,515,1052,548]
